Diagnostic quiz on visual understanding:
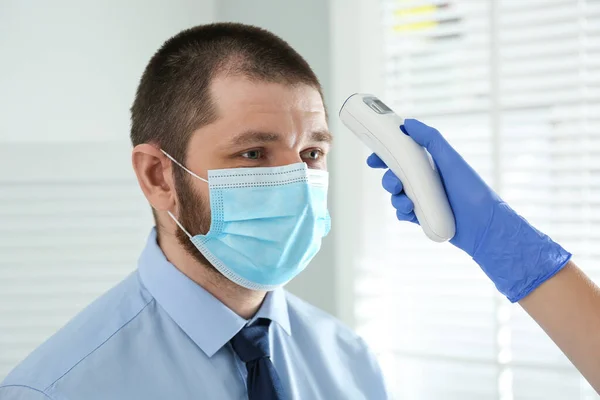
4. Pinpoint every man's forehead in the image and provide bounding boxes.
[186,75,331,151]
[209,75,325,114]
